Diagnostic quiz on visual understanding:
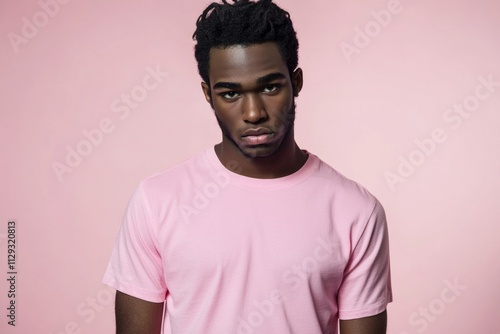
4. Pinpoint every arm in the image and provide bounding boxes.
[115,290,164,334]
[338,200,392,333]
[339,310,387,334]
